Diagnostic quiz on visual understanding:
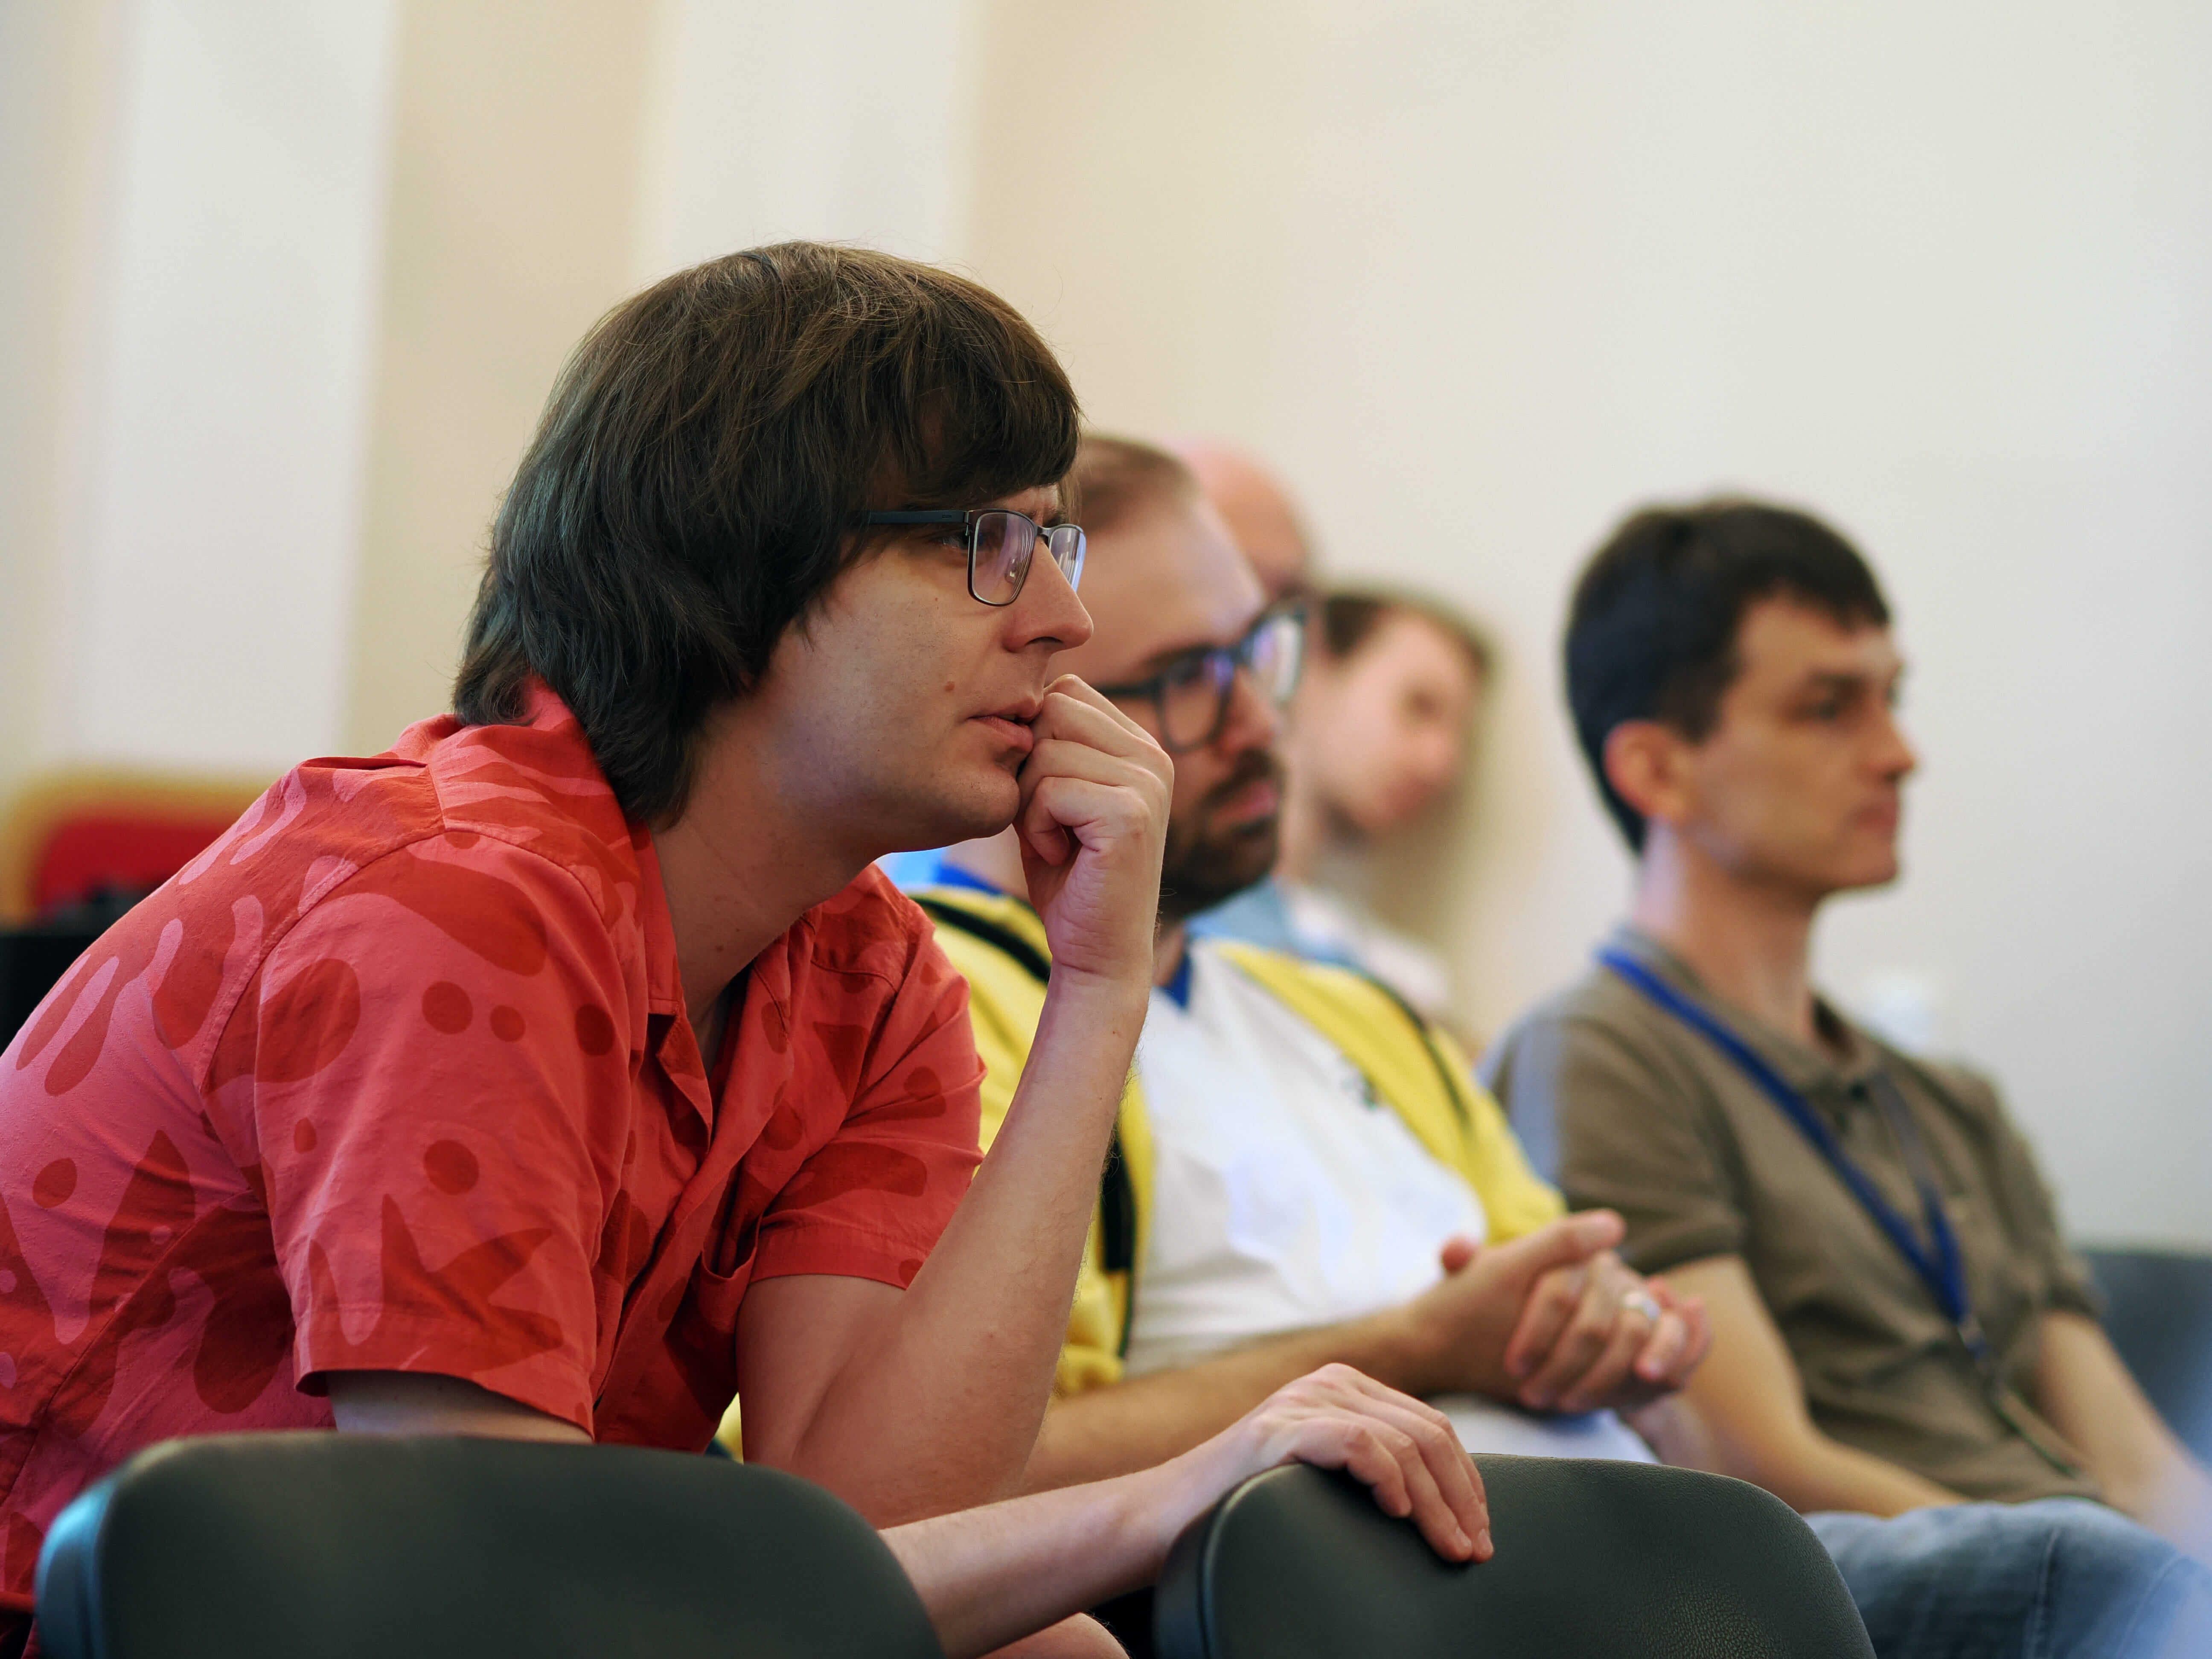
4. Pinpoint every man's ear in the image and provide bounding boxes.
[1602,720,1693,832]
